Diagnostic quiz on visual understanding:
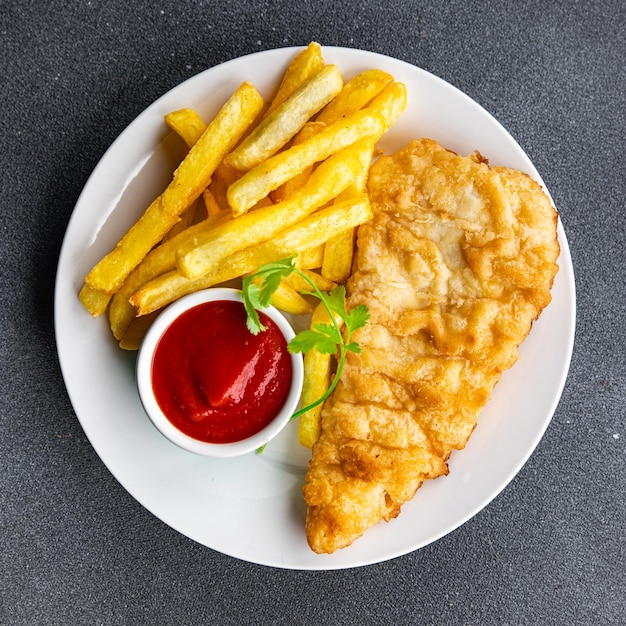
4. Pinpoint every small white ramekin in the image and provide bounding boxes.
[136,287,303,457]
